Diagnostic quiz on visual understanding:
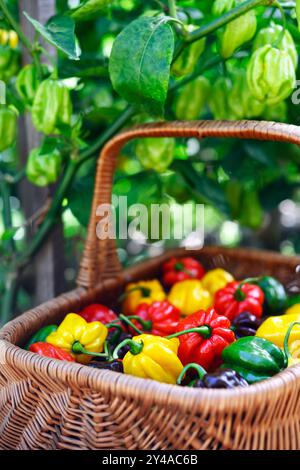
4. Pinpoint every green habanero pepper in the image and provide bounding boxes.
[135,137,175,173]
[174,76,210,120]
[296,0,300,32]
[16,64,48,107]
[253,23,297,70]
[228,69,264,119]
[221,336,287,384]
[208,76,236,120]
[247,45,296,106]
[32,78,72,135]
[212,0,257,58]
[0,46,19,82]
[262,100,287,123]
[25,324,58,350]
[172,25,206,77]
[26,147,62,187]
[254,276,287,315]
[0,105,17,152]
